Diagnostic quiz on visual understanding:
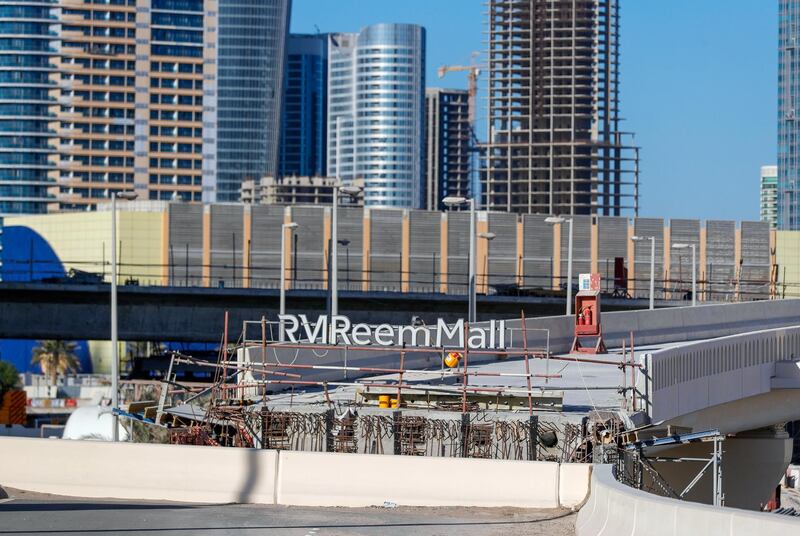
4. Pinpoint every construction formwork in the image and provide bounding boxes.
[483,0,639,216]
